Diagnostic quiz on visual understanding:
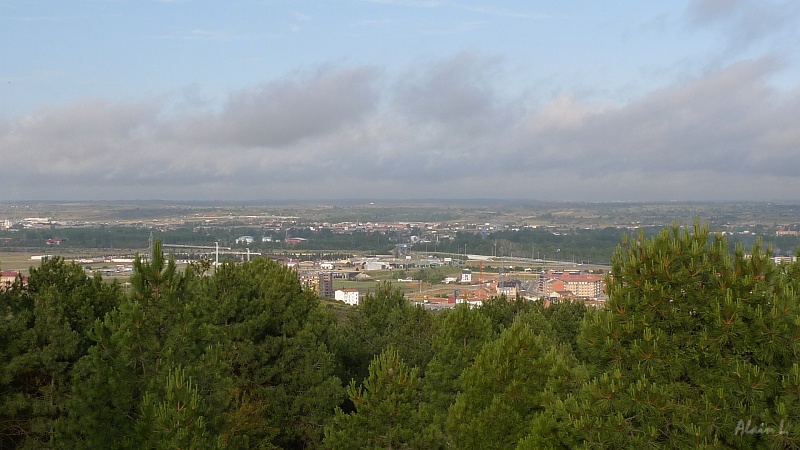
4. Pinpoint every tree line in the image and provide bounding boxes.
[2,221,800,448]
[6,222,800,265]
